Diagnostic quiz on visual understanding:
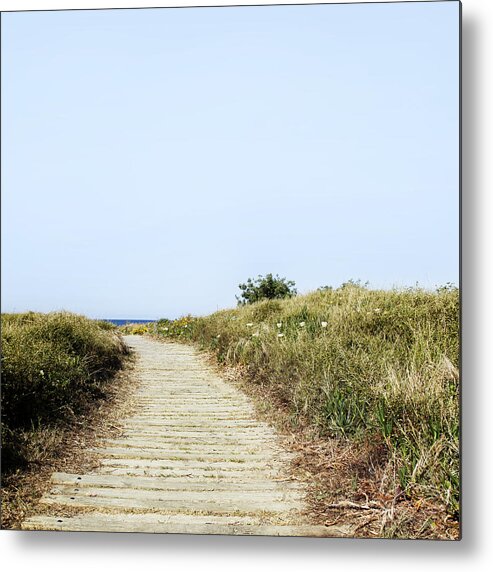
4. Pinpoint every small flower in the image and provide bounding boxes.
[39,369,45,376]
[374,308,381,313]
[252,332,260,337]
[299,322,306,327]
[321,321,328,328]
[246,322,254,327]
[184,324,188,327]
[216,334,221,338]
[277,322,282,328]
[277,333,284,338]
[164,327,169,331]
